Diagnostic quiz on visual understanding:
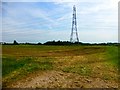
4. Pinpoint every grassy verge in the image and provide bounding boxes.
[2,56,53,87]
[105,46,118,66]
